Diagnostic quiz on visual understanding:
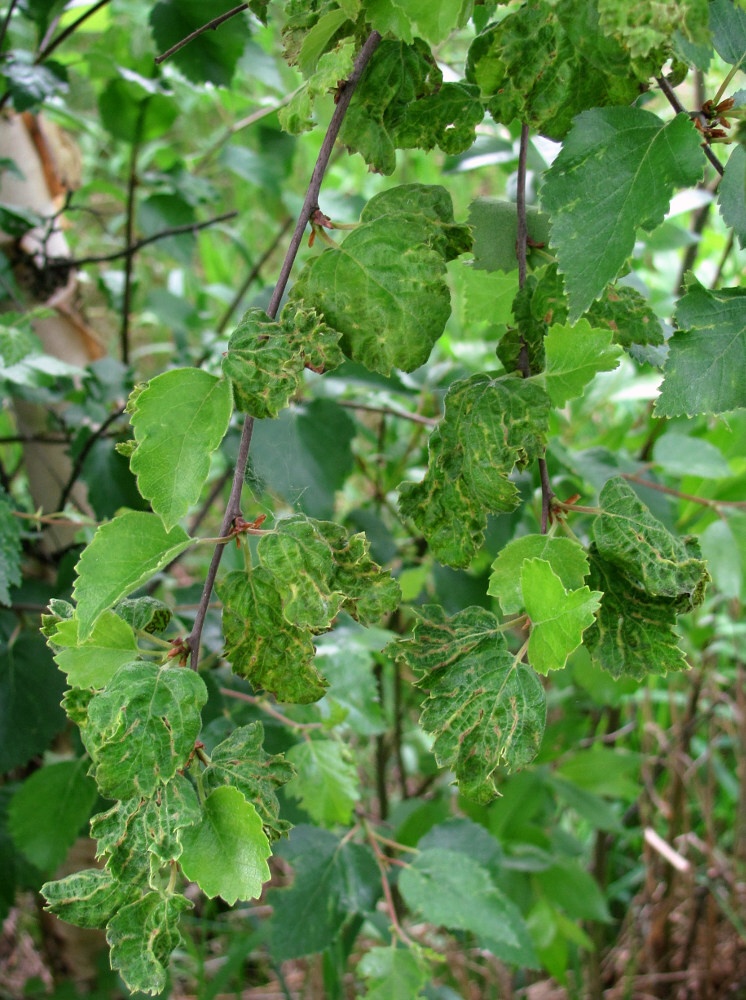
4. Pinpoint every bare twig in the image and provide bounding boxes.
[120,108,145,366]
[336,399,438,426]
[35,0,113,64]
[187,30,382,669]
[656,76,725,177]
[154,4,249,65]
[621,471,746,511]
[57,404,127,512]
[0,0,20,53]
